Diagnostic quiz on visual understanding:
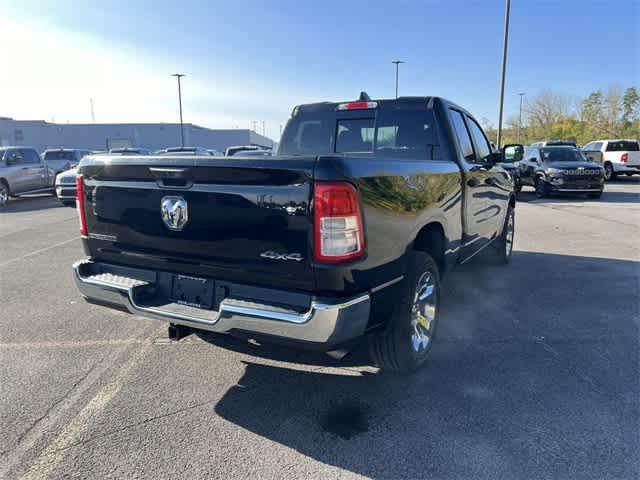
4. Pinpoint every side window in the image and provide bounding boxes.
[582,142,592,151]
[449,110,475,162]
[6,149,25,164]
[21,149,41,164]
[465,116,492,163]
[592,142,603,151]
